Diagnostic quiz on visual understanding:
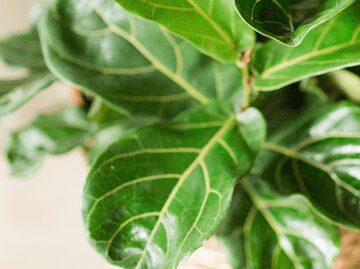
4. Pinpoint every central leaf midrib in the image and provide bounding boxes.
[135,116,236,268]
[94,8,209,104]
[261,42,356,78]
[186,0,233,45]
